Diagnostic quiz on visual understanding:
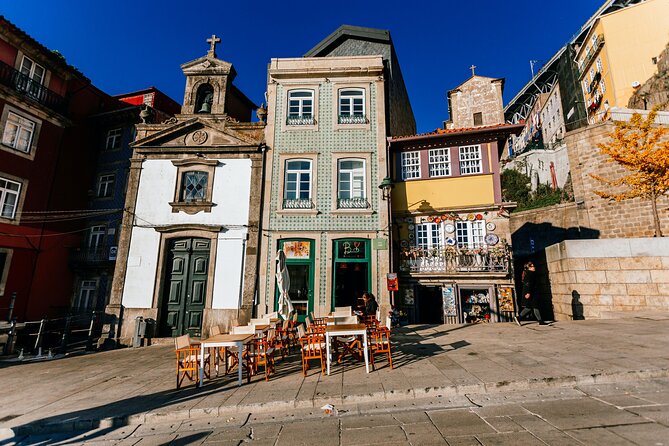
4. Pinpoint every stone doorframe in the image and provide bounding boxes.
[152,225,222,323]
